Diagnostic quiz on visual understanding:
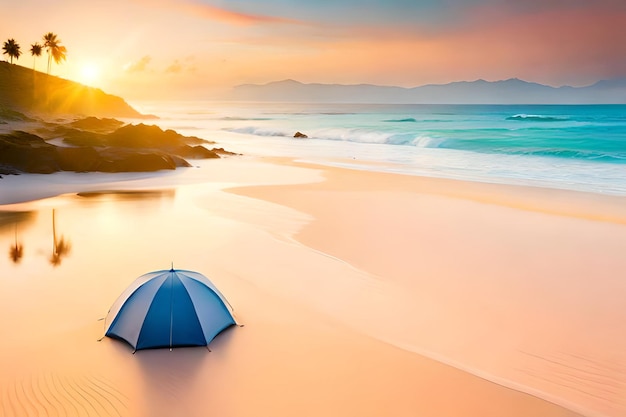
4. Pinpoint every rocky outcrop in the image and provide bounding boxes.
[294,131,308,138]
[0,130,188,174]
[55,121,223,160]
[0,117,241,175]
